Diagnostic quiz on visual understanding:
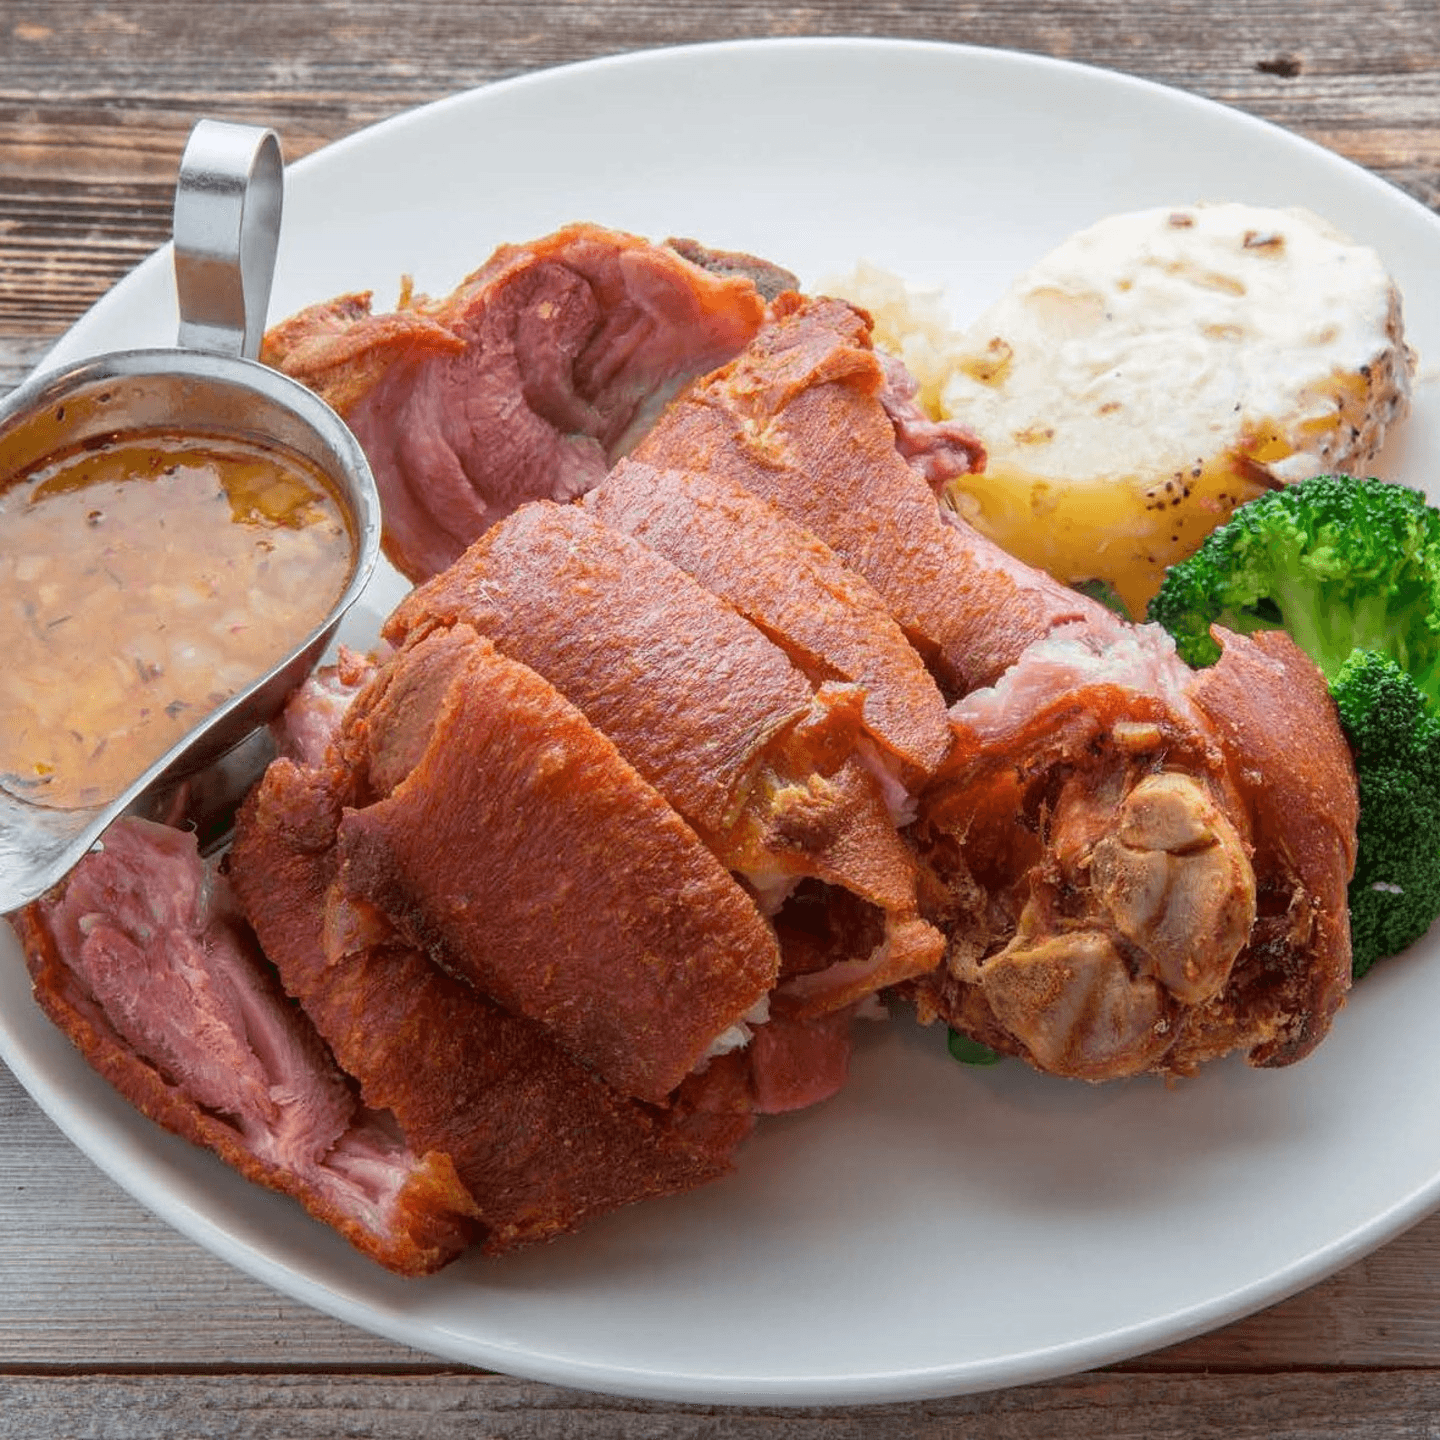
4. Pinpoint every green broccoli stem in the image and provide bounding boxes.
[1268,579,1427,686]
